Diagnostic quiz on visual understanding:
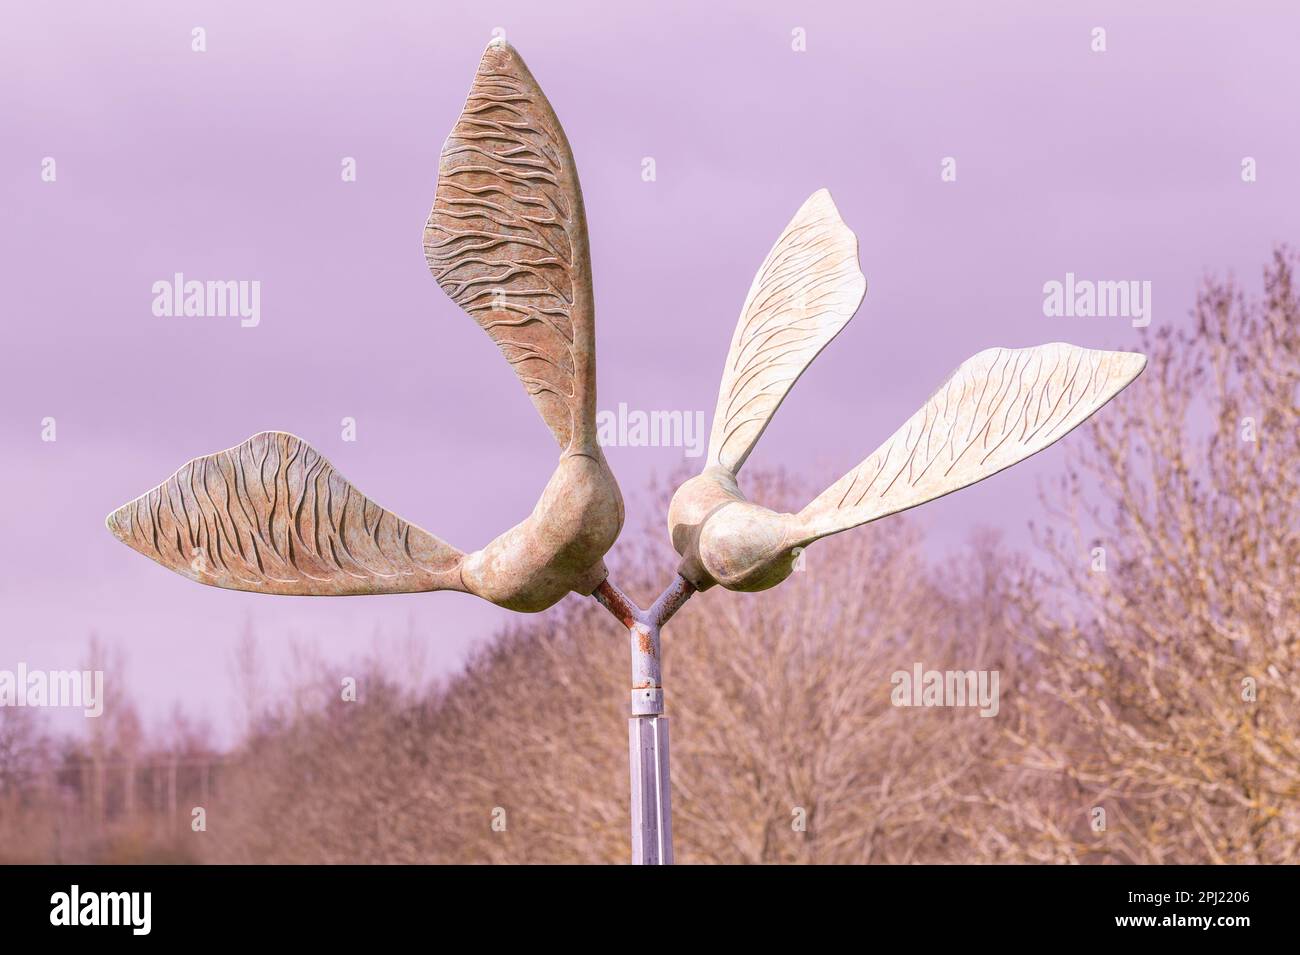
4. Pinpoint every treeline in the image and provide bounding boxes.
[3,254,1295,864]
